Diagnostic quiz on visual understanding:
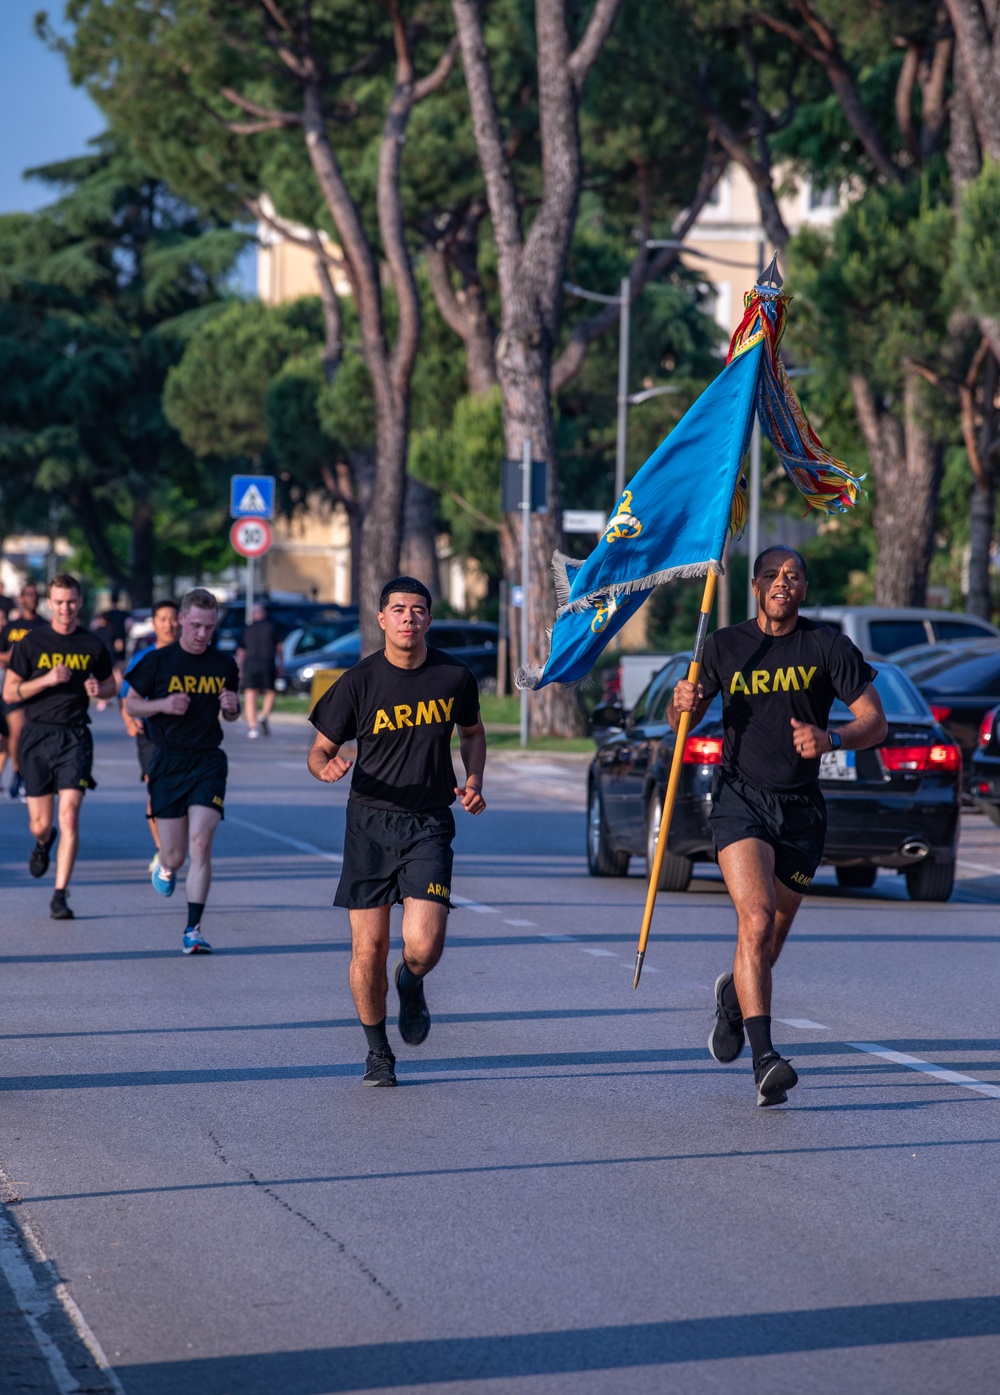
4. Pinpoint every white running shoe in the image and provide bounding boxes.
[247,728,260,740]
